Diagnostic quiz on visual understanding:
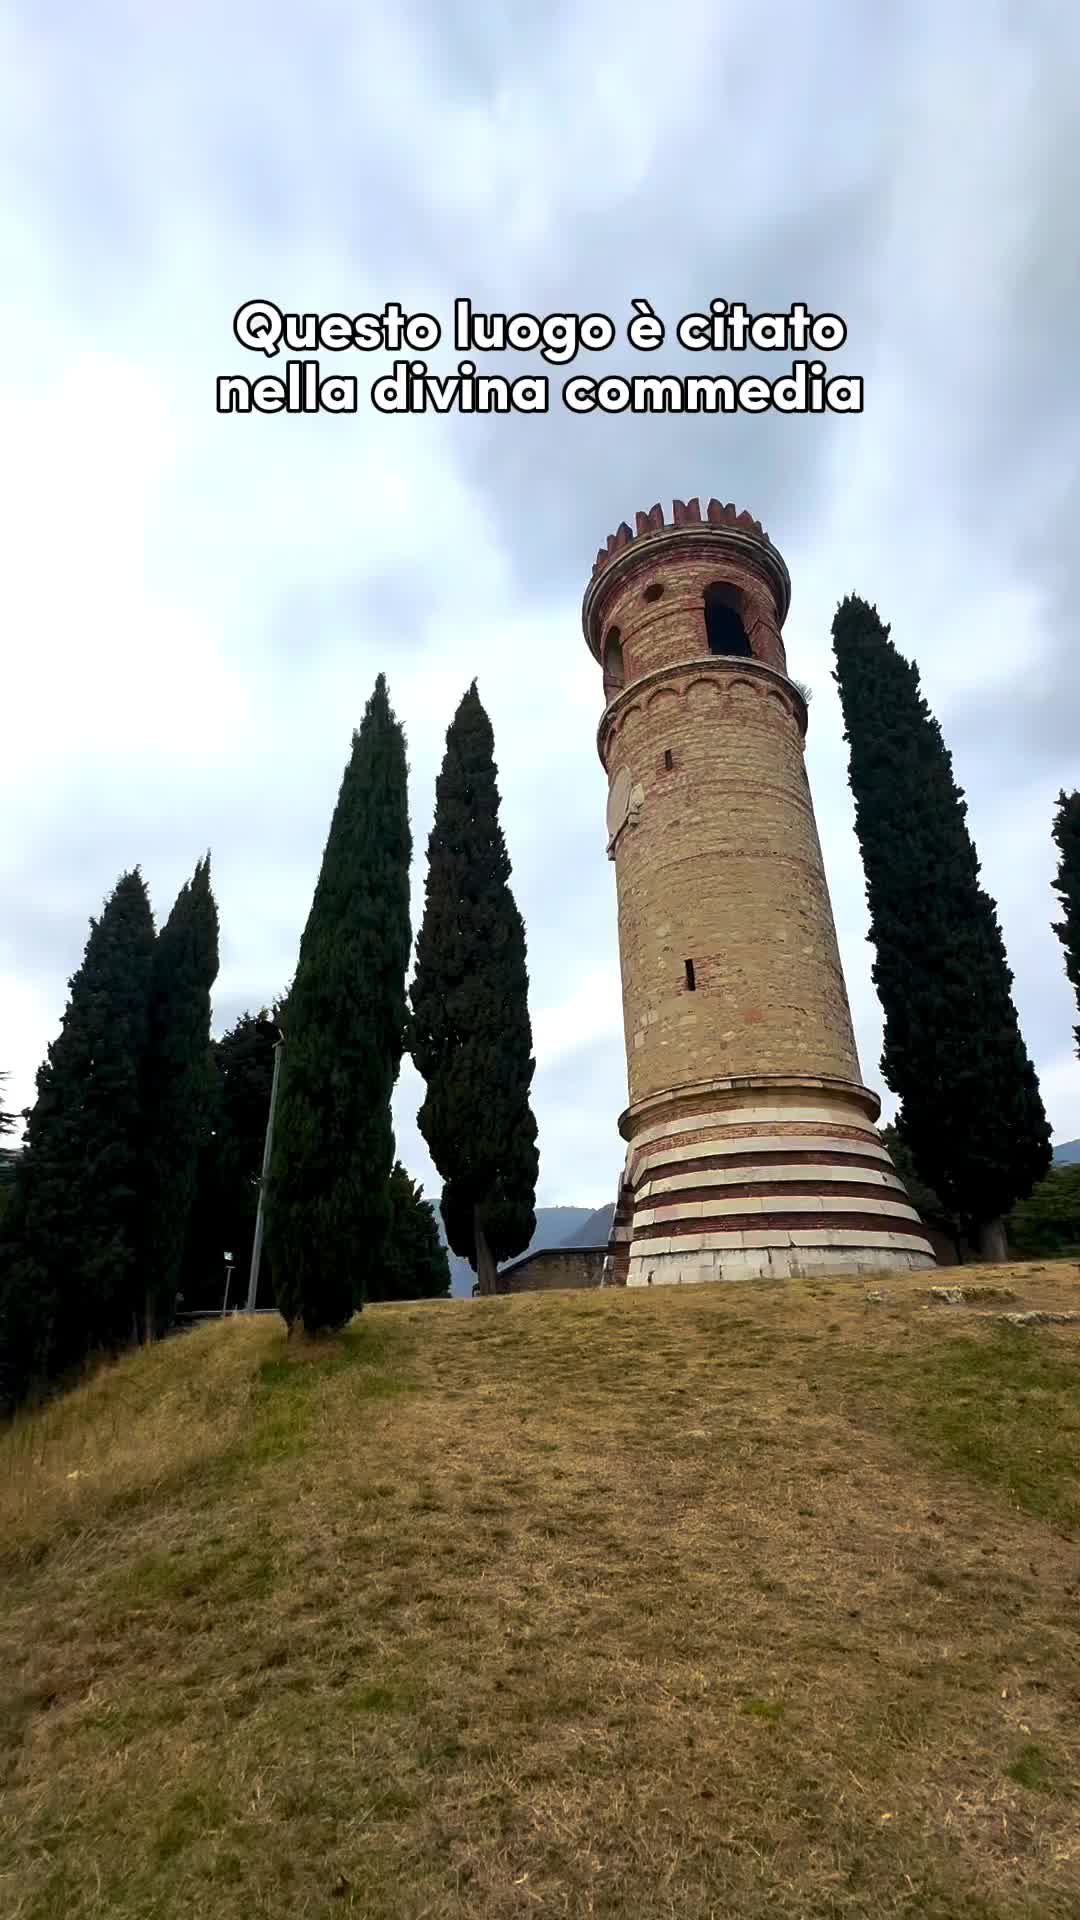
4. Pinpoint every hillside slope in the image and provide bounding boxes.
[3,1262,1080,1918]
